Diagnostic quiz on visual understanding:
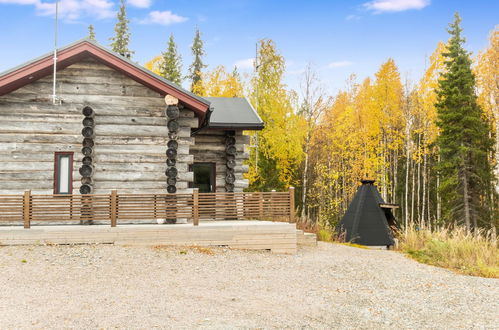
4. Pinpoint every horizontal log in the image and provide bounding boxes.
[94,162,190,173]
[92,144,169,154]
[92,171,192,182]
[93,154,192,166]
[0,133,80,144]
[92,181,189,190]
[65,60,115,70]
[0,143,78,153]
[38,71,144,87]
[194,135,225,143]
[93,124,191,137]
[190,143,245,152]
[3,93,166,109]
[0,121,81,135]
[20,81,162,98]
[0,101,167,117]
[0,114,81,124]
